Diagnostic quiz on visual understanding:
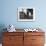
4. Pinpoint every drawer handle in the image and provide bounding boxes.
[9,38,12,40]
[32,39,36,40]
[9,38,13,40]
